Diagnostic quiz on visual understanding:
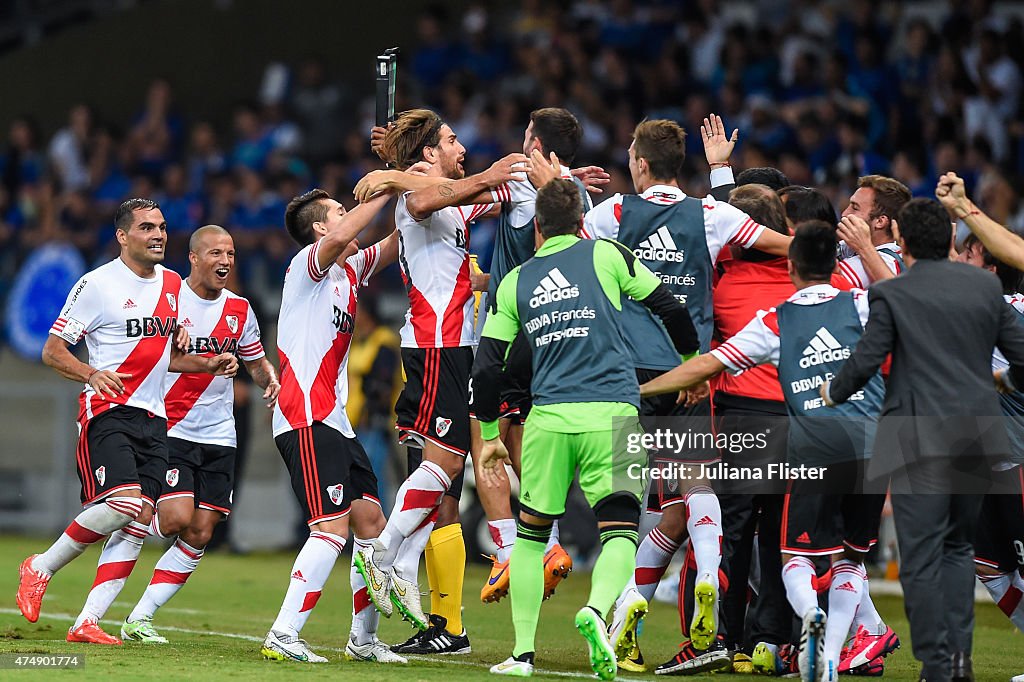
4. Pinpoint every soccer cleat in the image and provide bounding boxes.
[260,629,328,663]
[542,544,572,599]
[344,637,408,663]
[575,606,616,681]
[798,607,827,682]
[654,638,731,675]
[353,547,393,618]
[619,643,647,673]
[491,655,535,676]
[850,657,884,676]
[121,617,168,643]
[481,555,510,603]
[388,568,428,631]
[609,588,648,662]
[731,651,754,674]
[392,614,471,654]
[751,641,786,675]
[66,620,122,645]
[839,625,901,671]
[689,574,718,651]
[16,555,50,623]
